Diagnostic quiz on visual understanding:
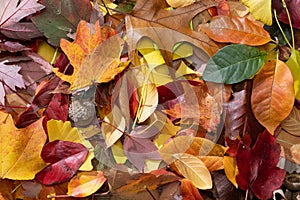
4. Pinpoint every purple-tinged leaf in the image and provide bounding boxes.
[1,22,43,40]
